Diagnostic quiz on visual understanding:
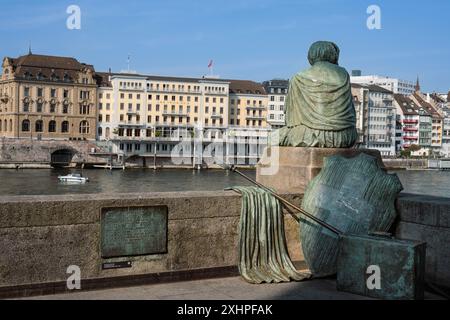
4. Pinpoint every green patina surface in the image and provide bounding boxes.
[232,186,310,284]
[273,41,357,148]
[101,206,168,258]
[337,234,426,300]
[300,153,403,277]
